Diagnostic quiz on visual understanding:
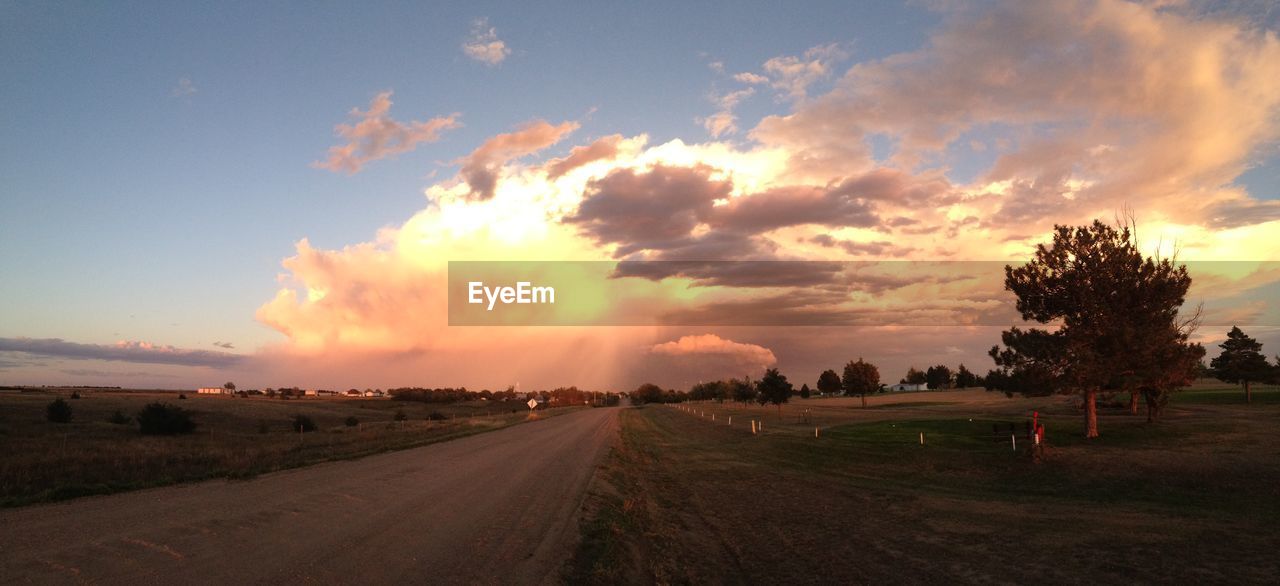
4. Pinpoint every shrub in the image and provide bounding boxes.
[107,410,131,425]
[46,398,73,423]
[427,411,448,421]
[137,403,197,435]
[70,391,81,399]
[393,410,408,422]
[344,416,360,427]
[177,393,187,400]
[292,414,317,433]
